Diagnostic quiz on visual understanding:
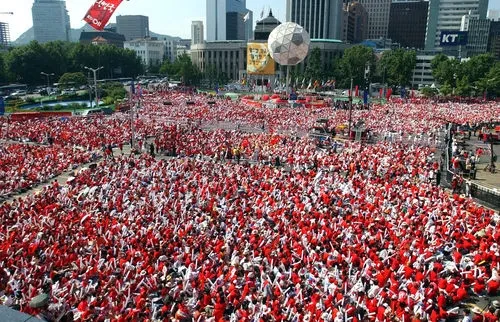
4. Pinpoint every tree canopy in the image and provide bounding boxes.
[379,49,416,87]
[2,41,144,86]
